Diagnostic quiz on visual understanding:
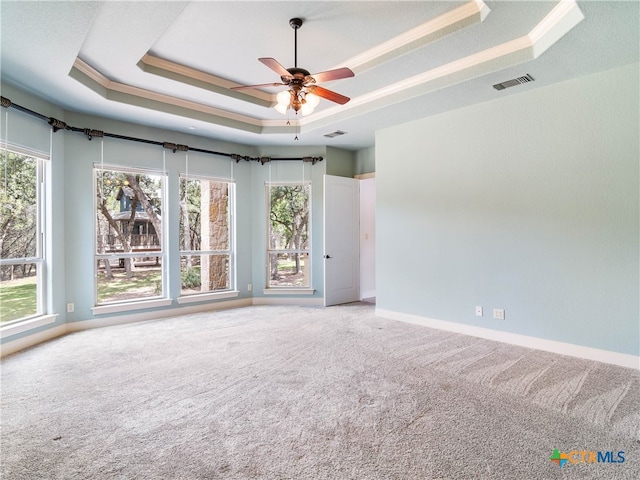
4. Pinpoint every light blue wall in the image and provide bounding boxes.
[376,63,640,356]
